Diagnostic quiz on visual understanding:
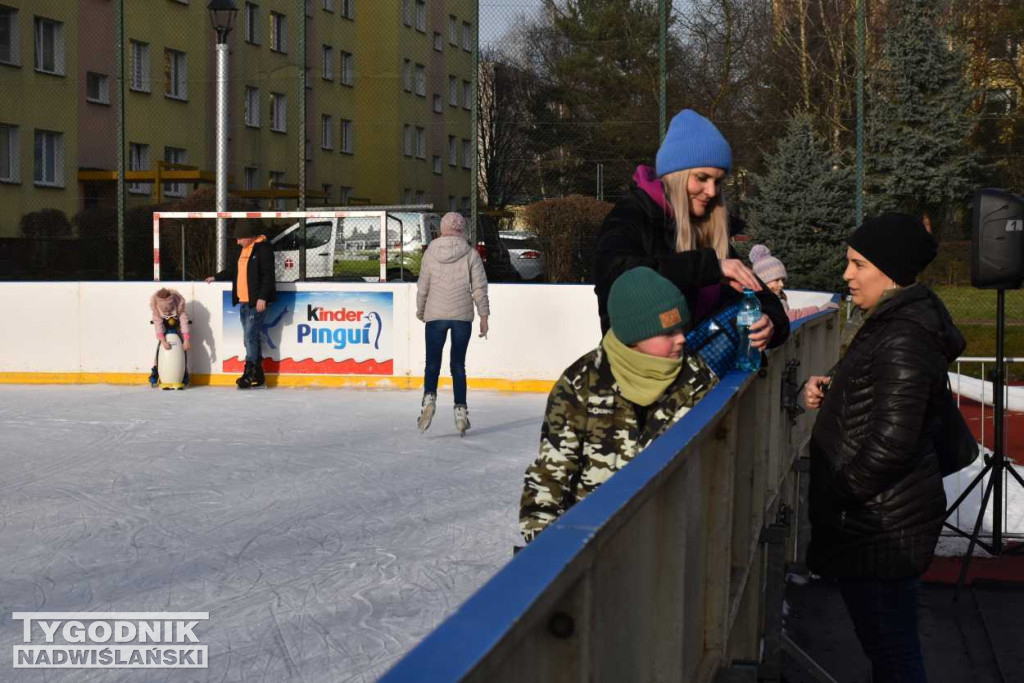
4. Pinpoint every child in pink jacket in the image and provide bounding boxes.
[148,288,192,386]
[749,245,839,321]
